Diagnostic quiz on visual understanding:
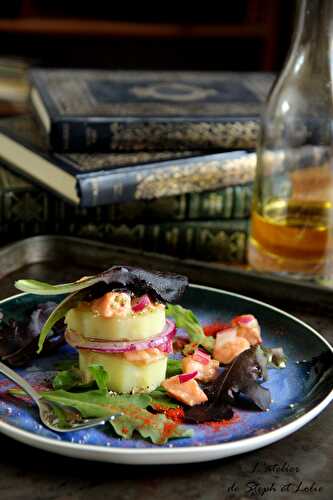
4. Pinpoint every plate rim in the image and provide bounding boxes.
[0,284,332,461]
